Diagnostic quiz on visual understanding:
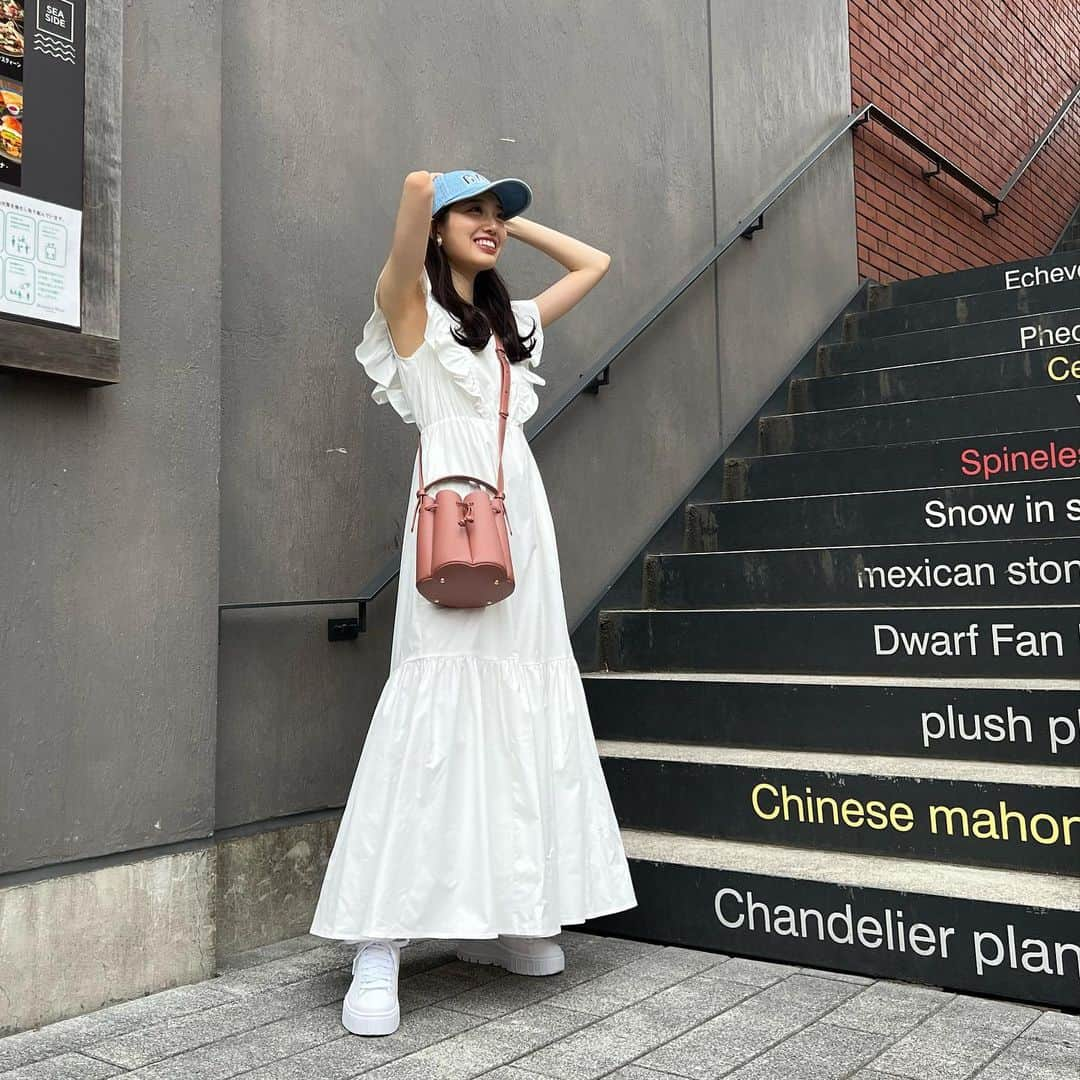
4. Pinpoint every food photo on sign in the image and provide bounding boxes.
[0,0,23,77]
[0,16,22,56]
[0,74,20,183]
